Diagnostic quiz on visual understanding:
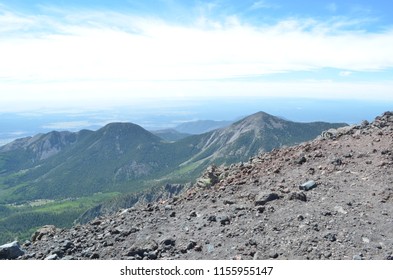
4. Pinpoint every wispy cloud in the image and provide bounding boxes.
[0,4,392,111]
[339,71,352,77]
[250,1,278,10]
